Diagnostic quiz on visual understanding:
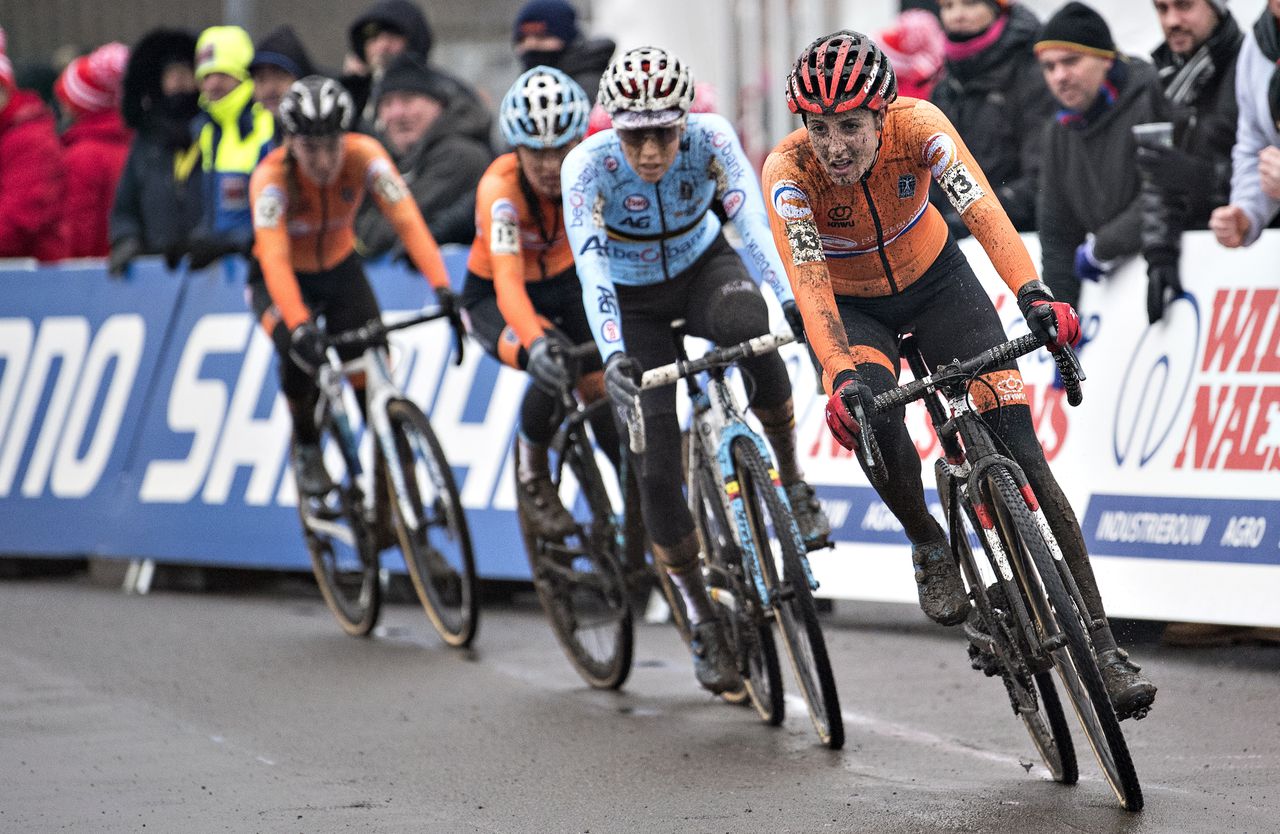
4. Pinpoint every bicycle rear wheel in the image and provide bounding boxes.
[935,461,1076,784]
[385,399,479,647]
[519,432,634,690]
[986,467,1142,811]
[689,457,783,723]
[731,438,844,750]
[297,427,382,637]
